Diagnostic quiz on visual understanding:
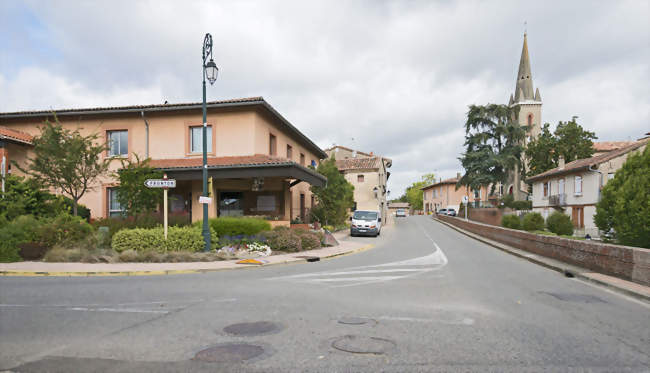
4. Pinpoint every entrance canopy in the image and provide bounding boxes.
[149,154,326,187]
